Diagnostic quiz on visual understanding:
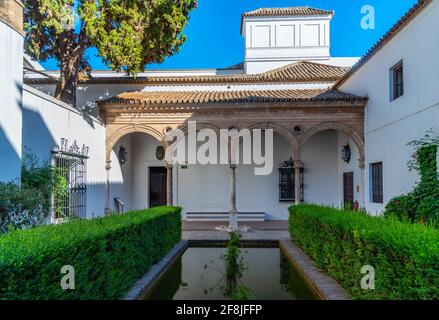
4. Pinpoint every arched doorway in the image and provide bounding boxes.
[105,127,172,213]
[297,123,365,208]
